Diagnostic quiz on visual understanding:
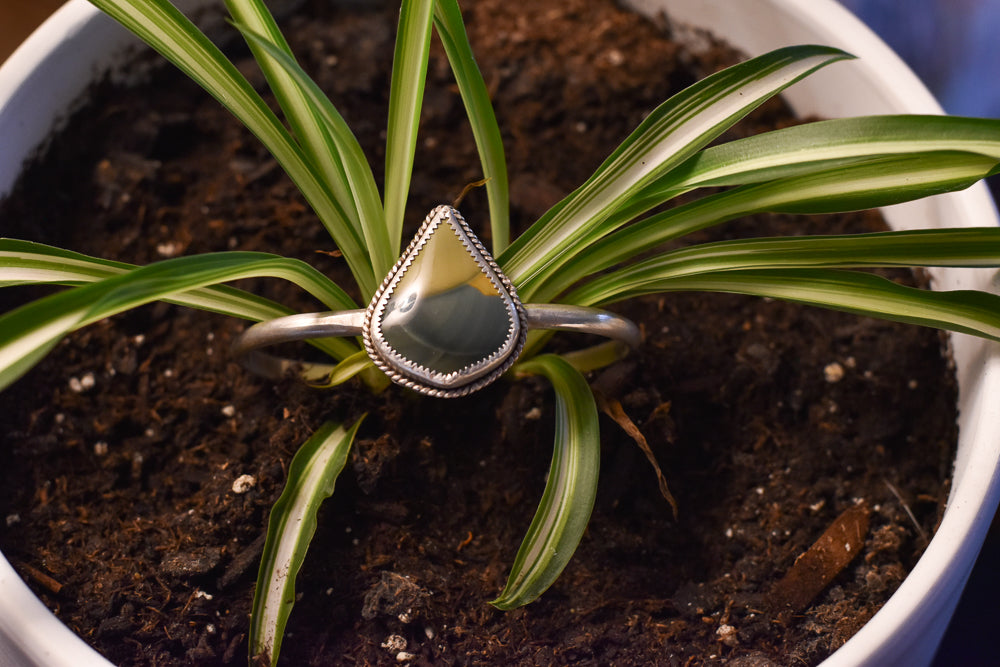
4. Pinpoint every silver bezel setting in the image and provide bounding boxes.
[363,205,527,398]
